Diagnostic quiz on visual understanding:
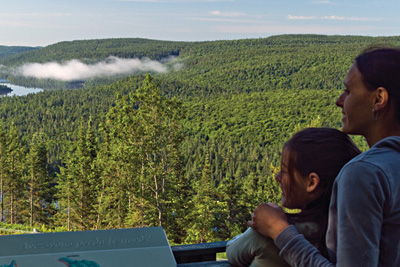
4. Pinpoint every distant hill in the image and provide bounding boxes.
[0,38,192,65]
[2,35,400,94]
[161,35,400,95]
[0,45,40,59]
[3,35,400,65]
